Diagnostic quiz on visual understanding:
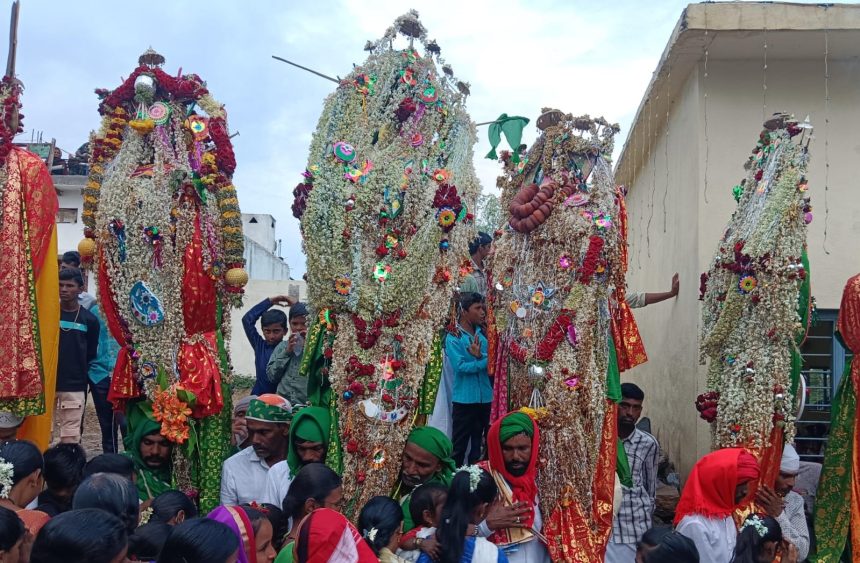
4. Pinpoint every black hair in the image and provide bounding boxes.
[468,232,492,255]
[637,526,673,549]
[282,462,342,519]
[30,508,128,563]
[150,489,199,524]
[83,453,134,480]
[437,468,497,563]
[72,472,140,534]
[261,308,288,330]
[621,382,645,402]
[58,267,84,287]
[43,443,86,491]
[241,503,287,551]
[0,505,24,552]
[458,291,485,312]
[409,483,448,528]
[289,302,309,320]
[358,496,404,555]
[731,515,782,563]
[0,439,43,485]
[61,250,81,267]
[157,518,239,563]
[128,521,171,561]
[643,531,700,563]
